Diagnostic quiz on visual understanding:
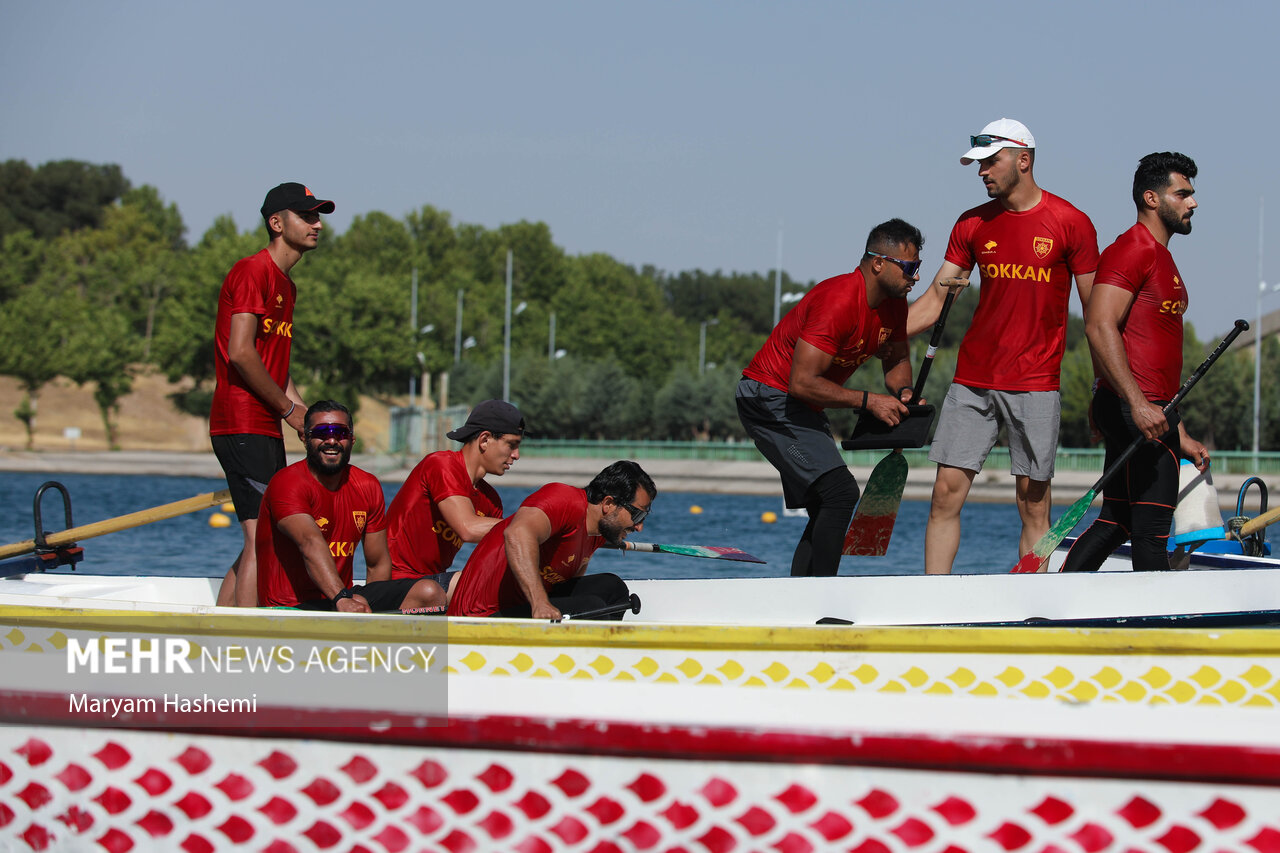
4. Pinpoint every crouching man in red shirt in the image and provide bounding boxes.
[448,460,655,620]
[255,400,446,612]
